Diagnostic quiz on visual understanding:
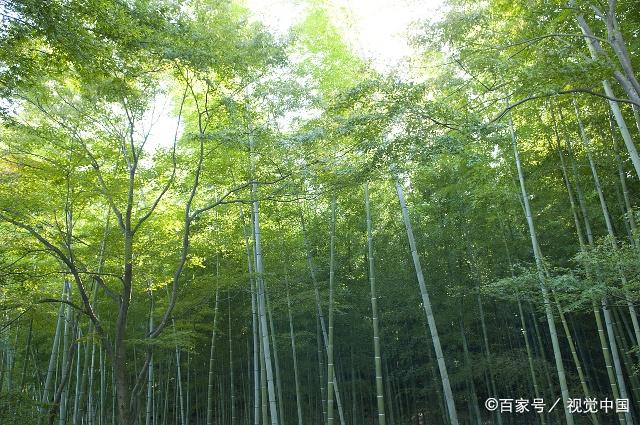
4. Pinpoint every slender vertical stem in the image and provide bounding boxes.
[229,295,236,425]
[266,292,283,425]
[327,196,337,425]
[72,327,81,424]
[259,313,268,425]
[285,269,303,425]
[394,177,458,425]
[553,292,599,425]
[300,208,346,425]
[249,127,278,425]
[364,182,386,425]
[317,316,327,424]
[507,106,573,425]
[206,287,220,425]
[460,318,481,425]
[40,281,68,425]
[172,318,185,425]
[240,205,260,425]
[58,282,72,425]
[20,318,33,392]
[146,293,154,425]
